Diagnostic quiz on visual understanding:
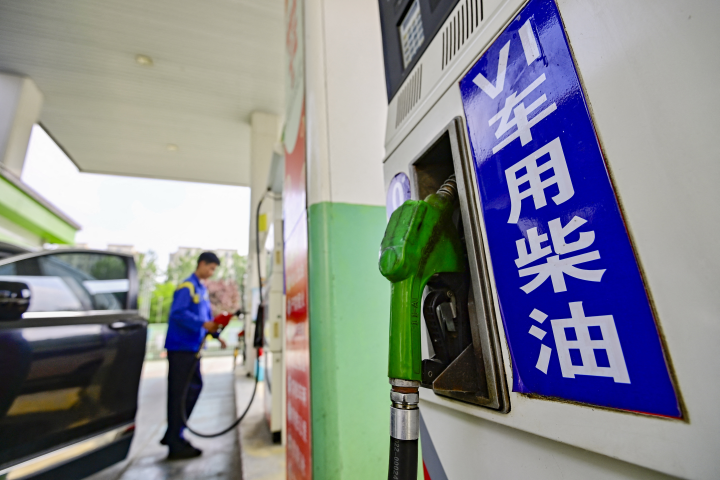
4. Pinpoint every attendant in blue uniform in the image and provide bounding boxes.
[161,251,226,459]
